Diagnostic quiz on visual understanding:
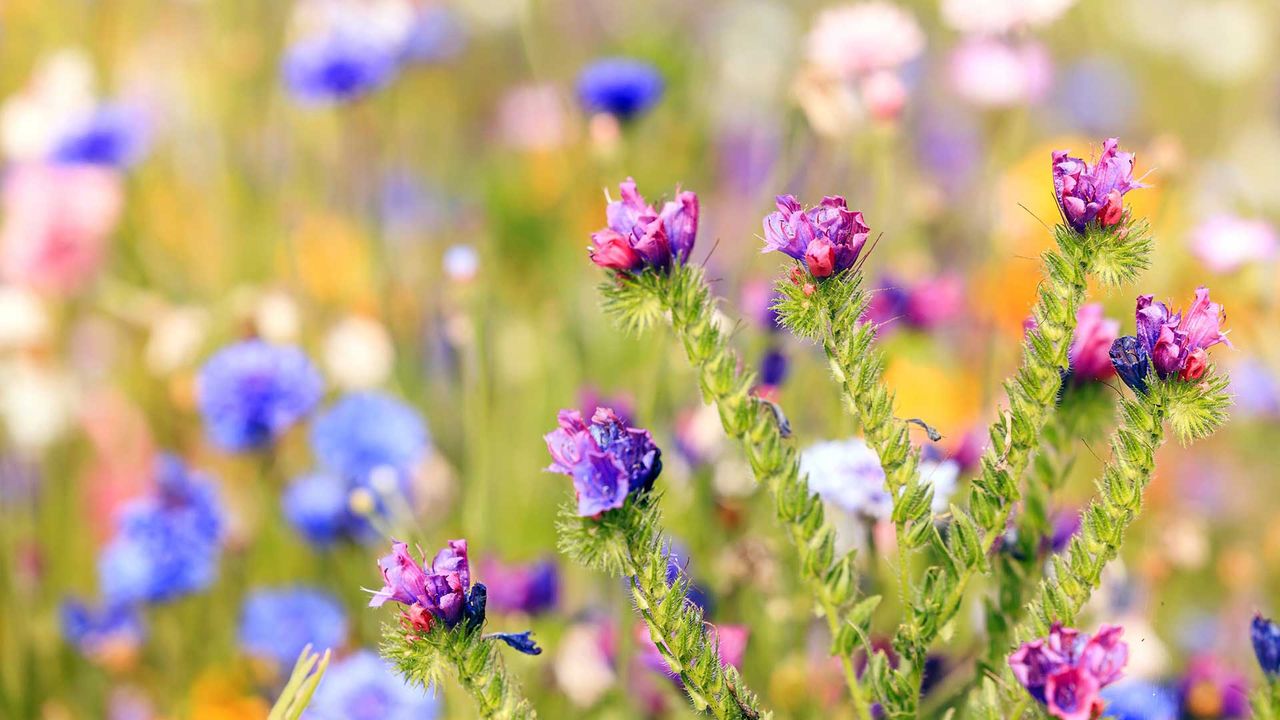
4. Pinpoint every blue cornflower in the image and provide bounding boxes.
[197,340,323,452]
[310,392,430,482]
[1099,680,1178,720]
[52,105,149,169]
[576,57,664,121]
[282,472,377,546]
[60,598,145,658]
[239,587,347,667]
[283,31,400,105]
[98,455,223,604]
[307,650,439,720]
